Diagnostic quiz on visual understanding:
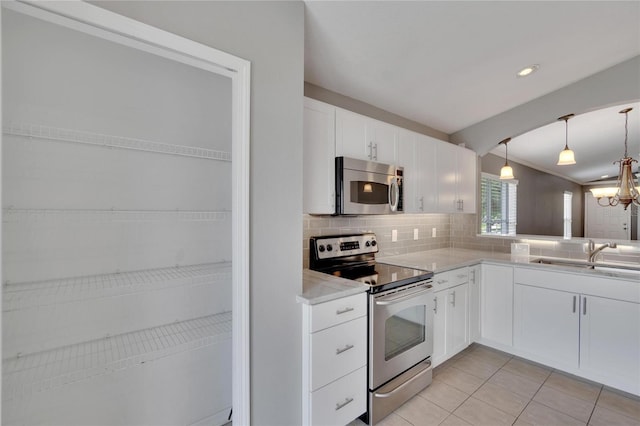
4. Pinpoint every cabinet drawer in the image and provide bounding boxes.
[434,267,468,291]
[310,366,366,426]
[310,293,367,333]
[310,315,367,391]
